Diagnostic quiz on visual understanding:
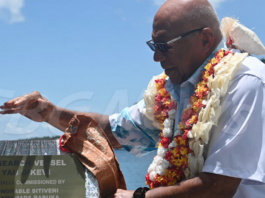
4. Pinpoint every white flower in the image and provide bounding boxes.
[168,109,176,119]
[157,147,168,157]
[142,108,155,121]
[189,139,204,157]
[187,130,193,138]
[153,156,163,166]
[201,97,214,123]
[191,122,213,144]
[174,130,182,136]
[212,106,221,125]
[187,153,204,178]
[161,159,170,169]
[168,163,173,168]
[148,163,156,173]
[168,141,177,149]
[142,72,166,124]
[163,118,174,128]
[202,100,207,106]
[143,91,156,108]
[152,120,162,129]
[155,165,166,176]
[149,171,156,181]
[163,128,173,138]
